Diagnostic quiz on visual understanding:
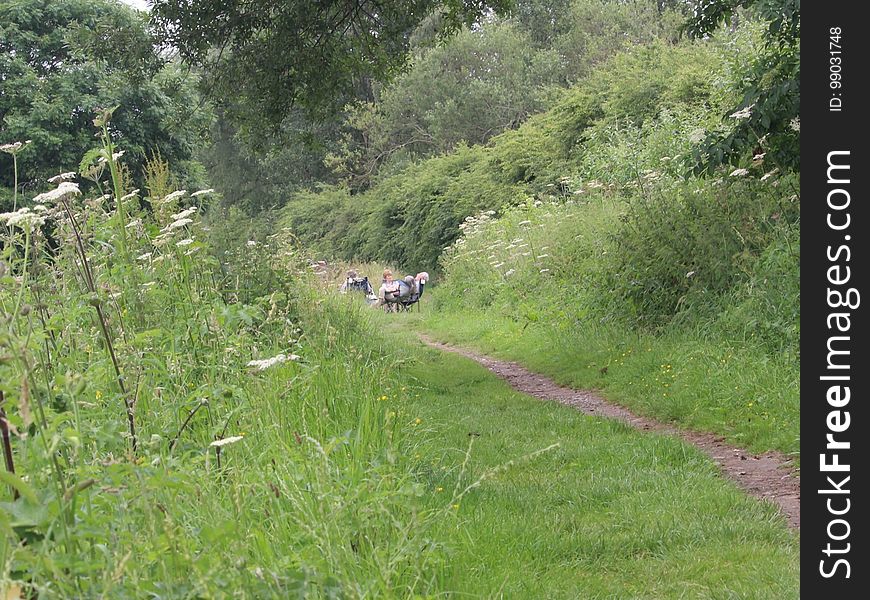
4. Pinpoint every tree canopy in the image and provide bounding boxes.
[0,0,210,202]
[150,0,513,129]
